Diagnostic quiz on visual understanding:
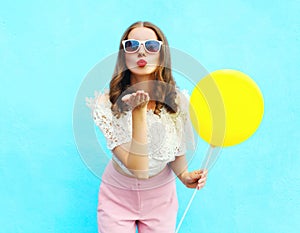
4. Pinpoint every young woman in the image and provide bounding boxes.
[87,21,208,233]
